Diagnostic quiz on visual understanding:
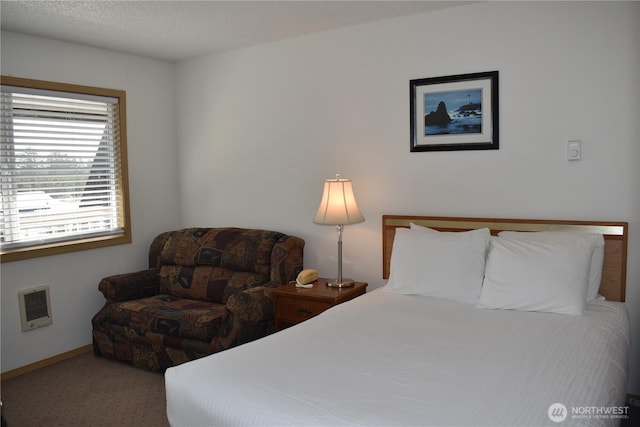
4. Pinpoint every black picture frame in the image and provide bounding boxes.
[410,71,499,152]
